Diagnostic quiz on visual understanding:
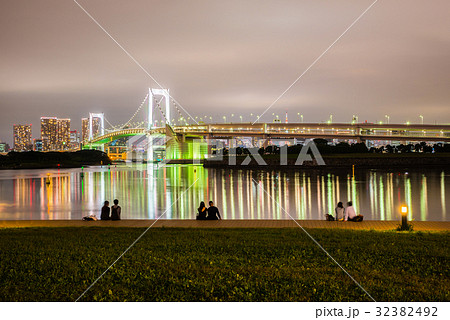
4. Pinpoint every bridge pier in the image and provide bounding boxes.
[262,137,270,148]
